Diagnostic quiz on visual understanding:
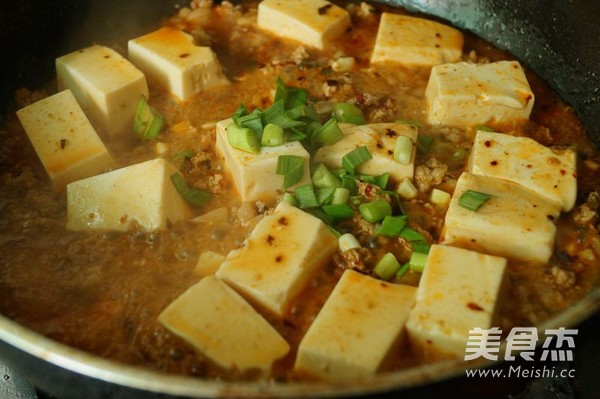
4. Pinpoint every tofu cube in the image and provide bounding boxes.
[56,45,149,136]
[426,61,535,128]
[371,13,463,67]
[194,251,225,276]
[257,0,351,50]
[16,90,115,190]
[128,27,228,101]
[159,275,290,372]
[215,119,312,204]
[216,201,337,316]
[469,130,577,211]
[406,245,507,358]
[295,270,416,379]
[442,172,561,263]
[66,158,190,232]
[314,123,417,181]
